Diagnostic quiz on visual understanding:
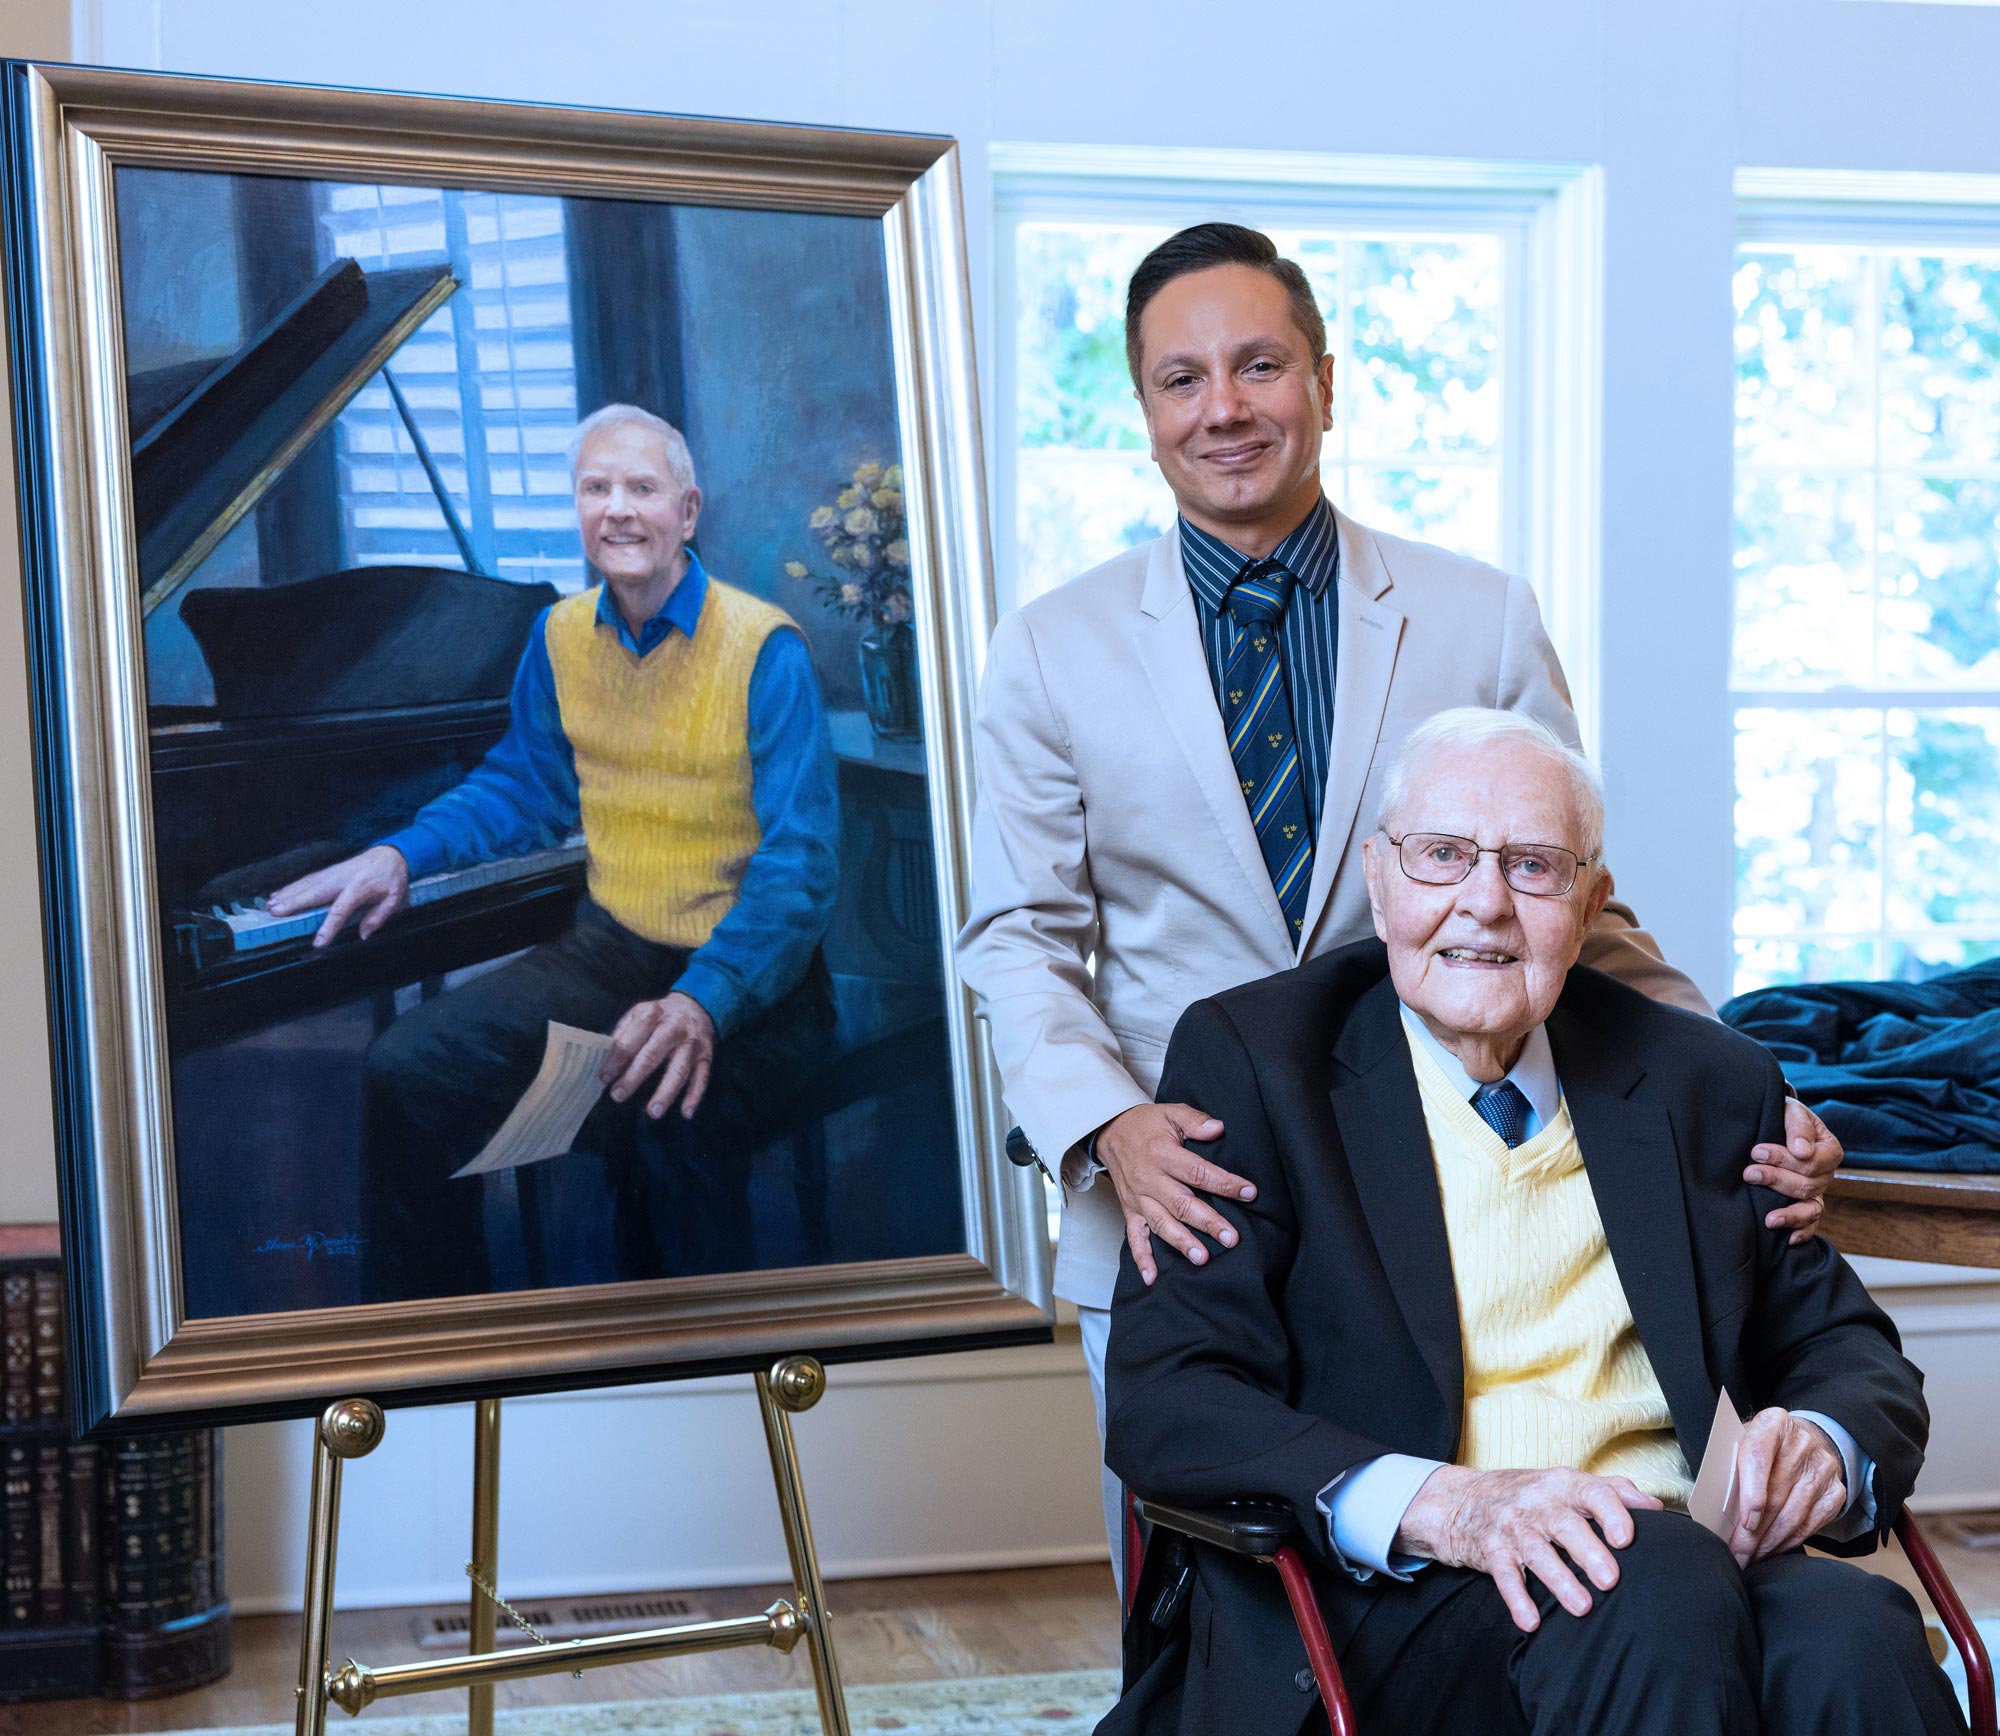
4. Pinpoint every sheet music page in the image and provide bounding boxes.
[451,1021,614,1178]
